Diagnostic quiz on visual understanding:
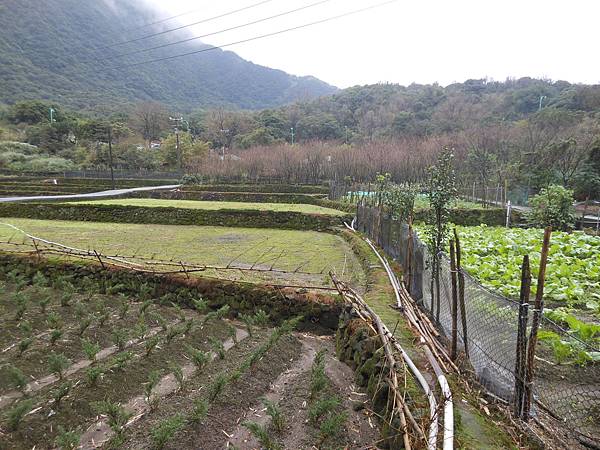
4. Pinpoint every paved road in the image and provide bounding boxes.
[472,197,599,226]
[0,184,181,203]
